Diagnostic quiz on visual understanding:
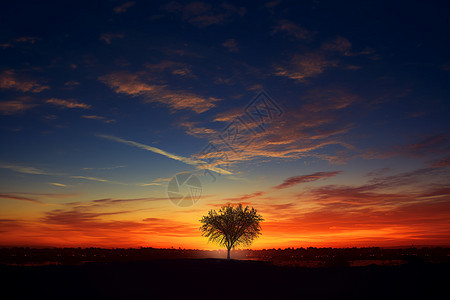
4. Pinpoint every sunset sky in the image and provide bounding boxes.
[0,0,449,249]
